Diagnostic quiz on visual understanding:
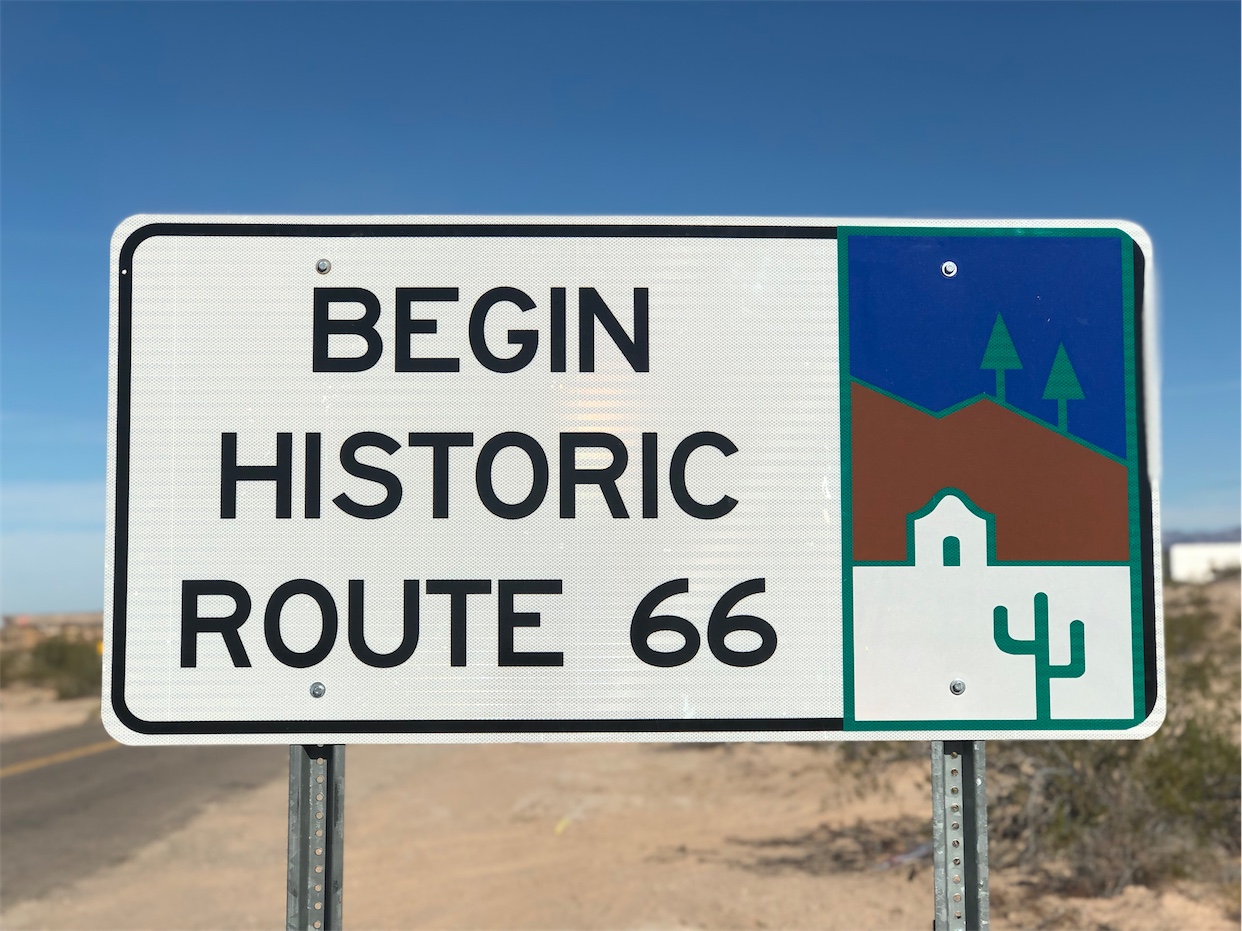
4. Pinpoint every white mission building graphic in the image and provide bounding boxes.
[851,489,1135,724]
